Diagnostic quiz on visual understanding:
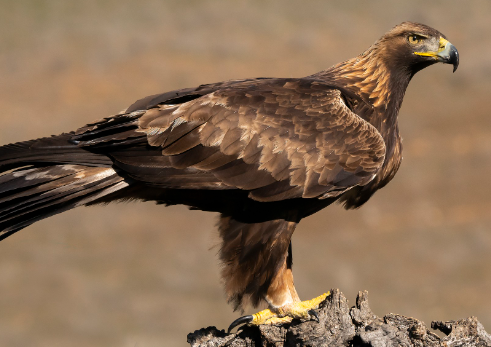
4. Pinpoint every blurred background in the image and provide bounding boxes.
[0,0,490,346]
